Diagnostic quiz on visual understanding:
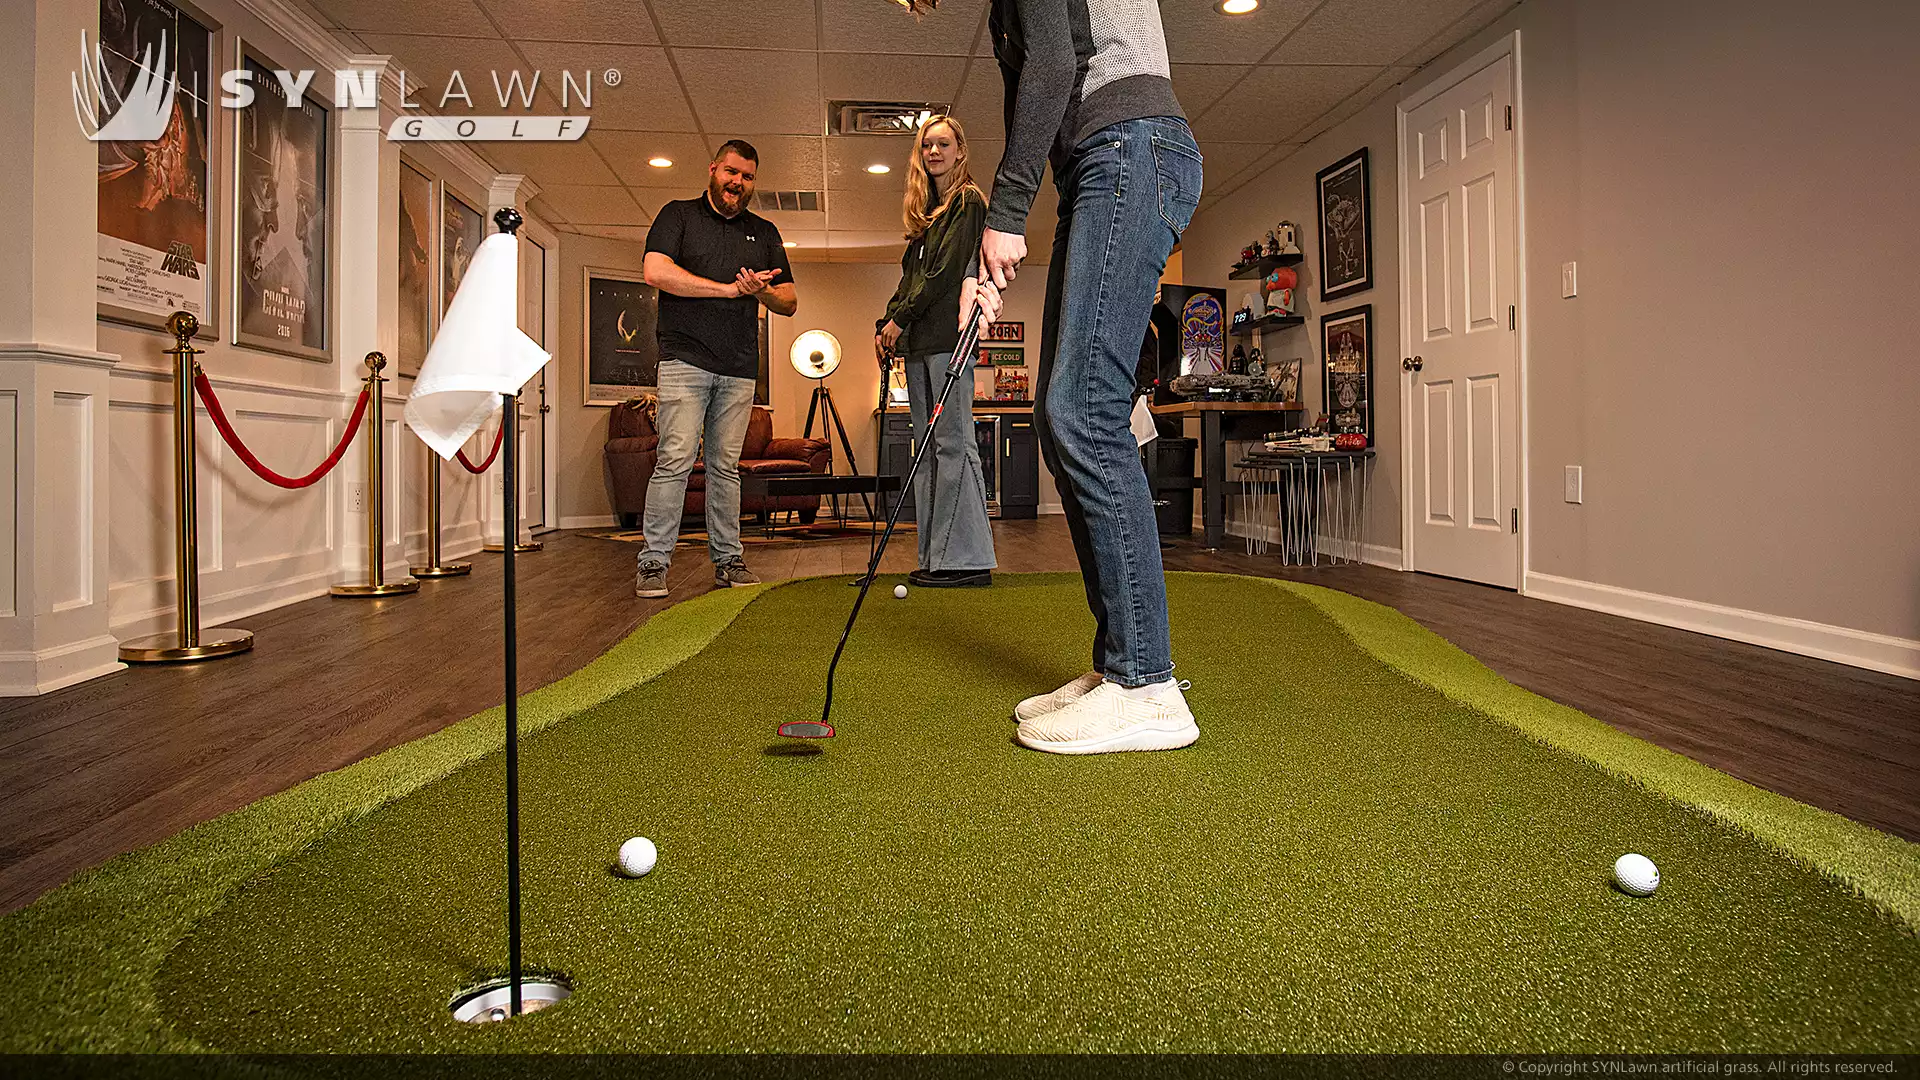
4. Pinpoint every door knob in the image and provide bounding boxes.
[1402,356,1424,372]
